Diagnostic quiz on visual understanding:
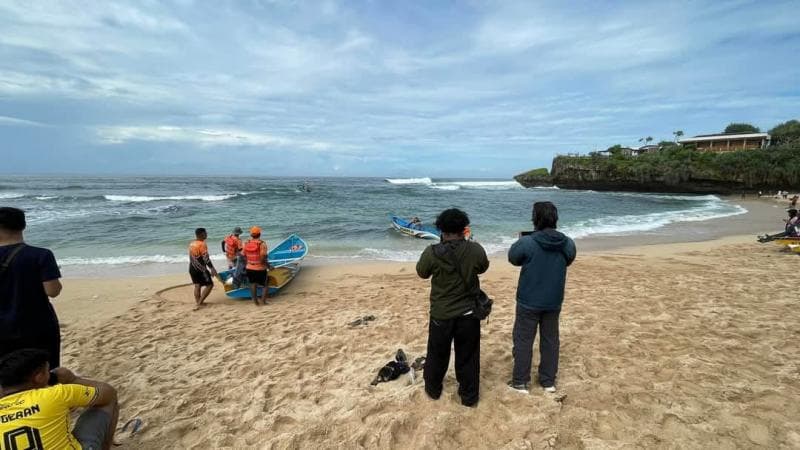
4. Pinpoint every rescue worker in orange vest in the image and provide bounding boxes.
[242,226,272,306]
[189,227,217,309]
[221,227,243,269]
